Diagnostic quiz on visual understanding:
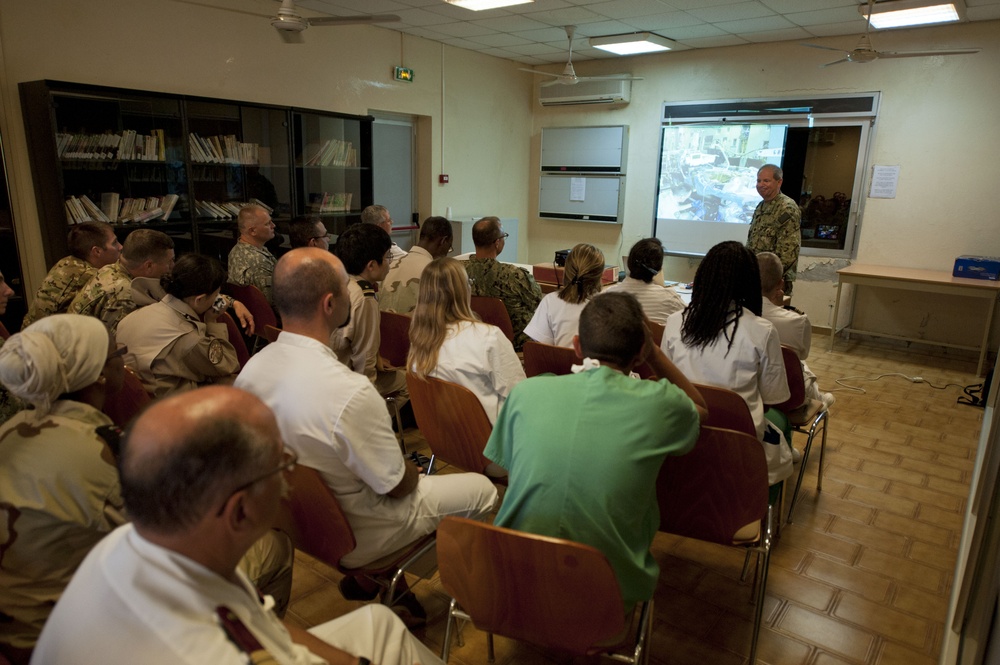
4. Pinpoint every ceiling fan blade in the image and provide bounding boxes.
[308,14,401,26]
[540,78,579,87]
[800,43,850,54]
[579,74,643,81]
[518,68,564,79]
[169,0,271,19]
[820,58,851,68]
[877,48,981,58]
